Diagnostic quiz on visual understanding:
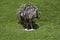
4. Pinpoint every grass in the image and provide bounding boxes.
[0,0,60,40]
